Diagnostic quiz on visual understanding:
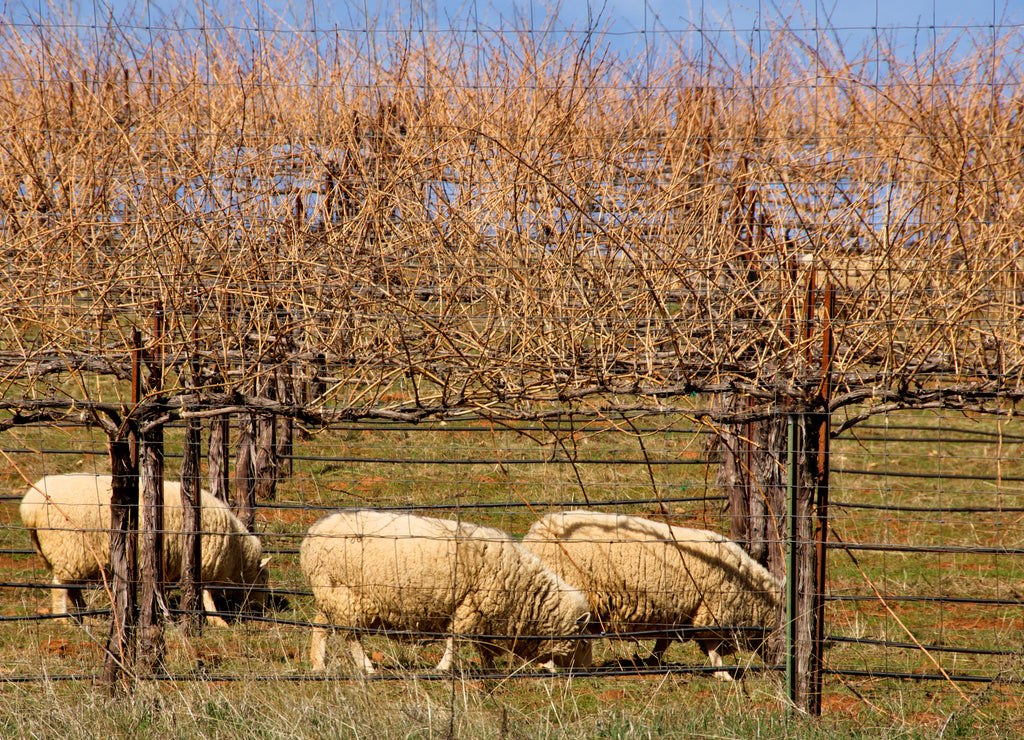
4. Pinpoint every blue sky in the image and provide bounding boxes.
[5,0,1021,63]
[8,0,1021,32]
[431,1,1018,33]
